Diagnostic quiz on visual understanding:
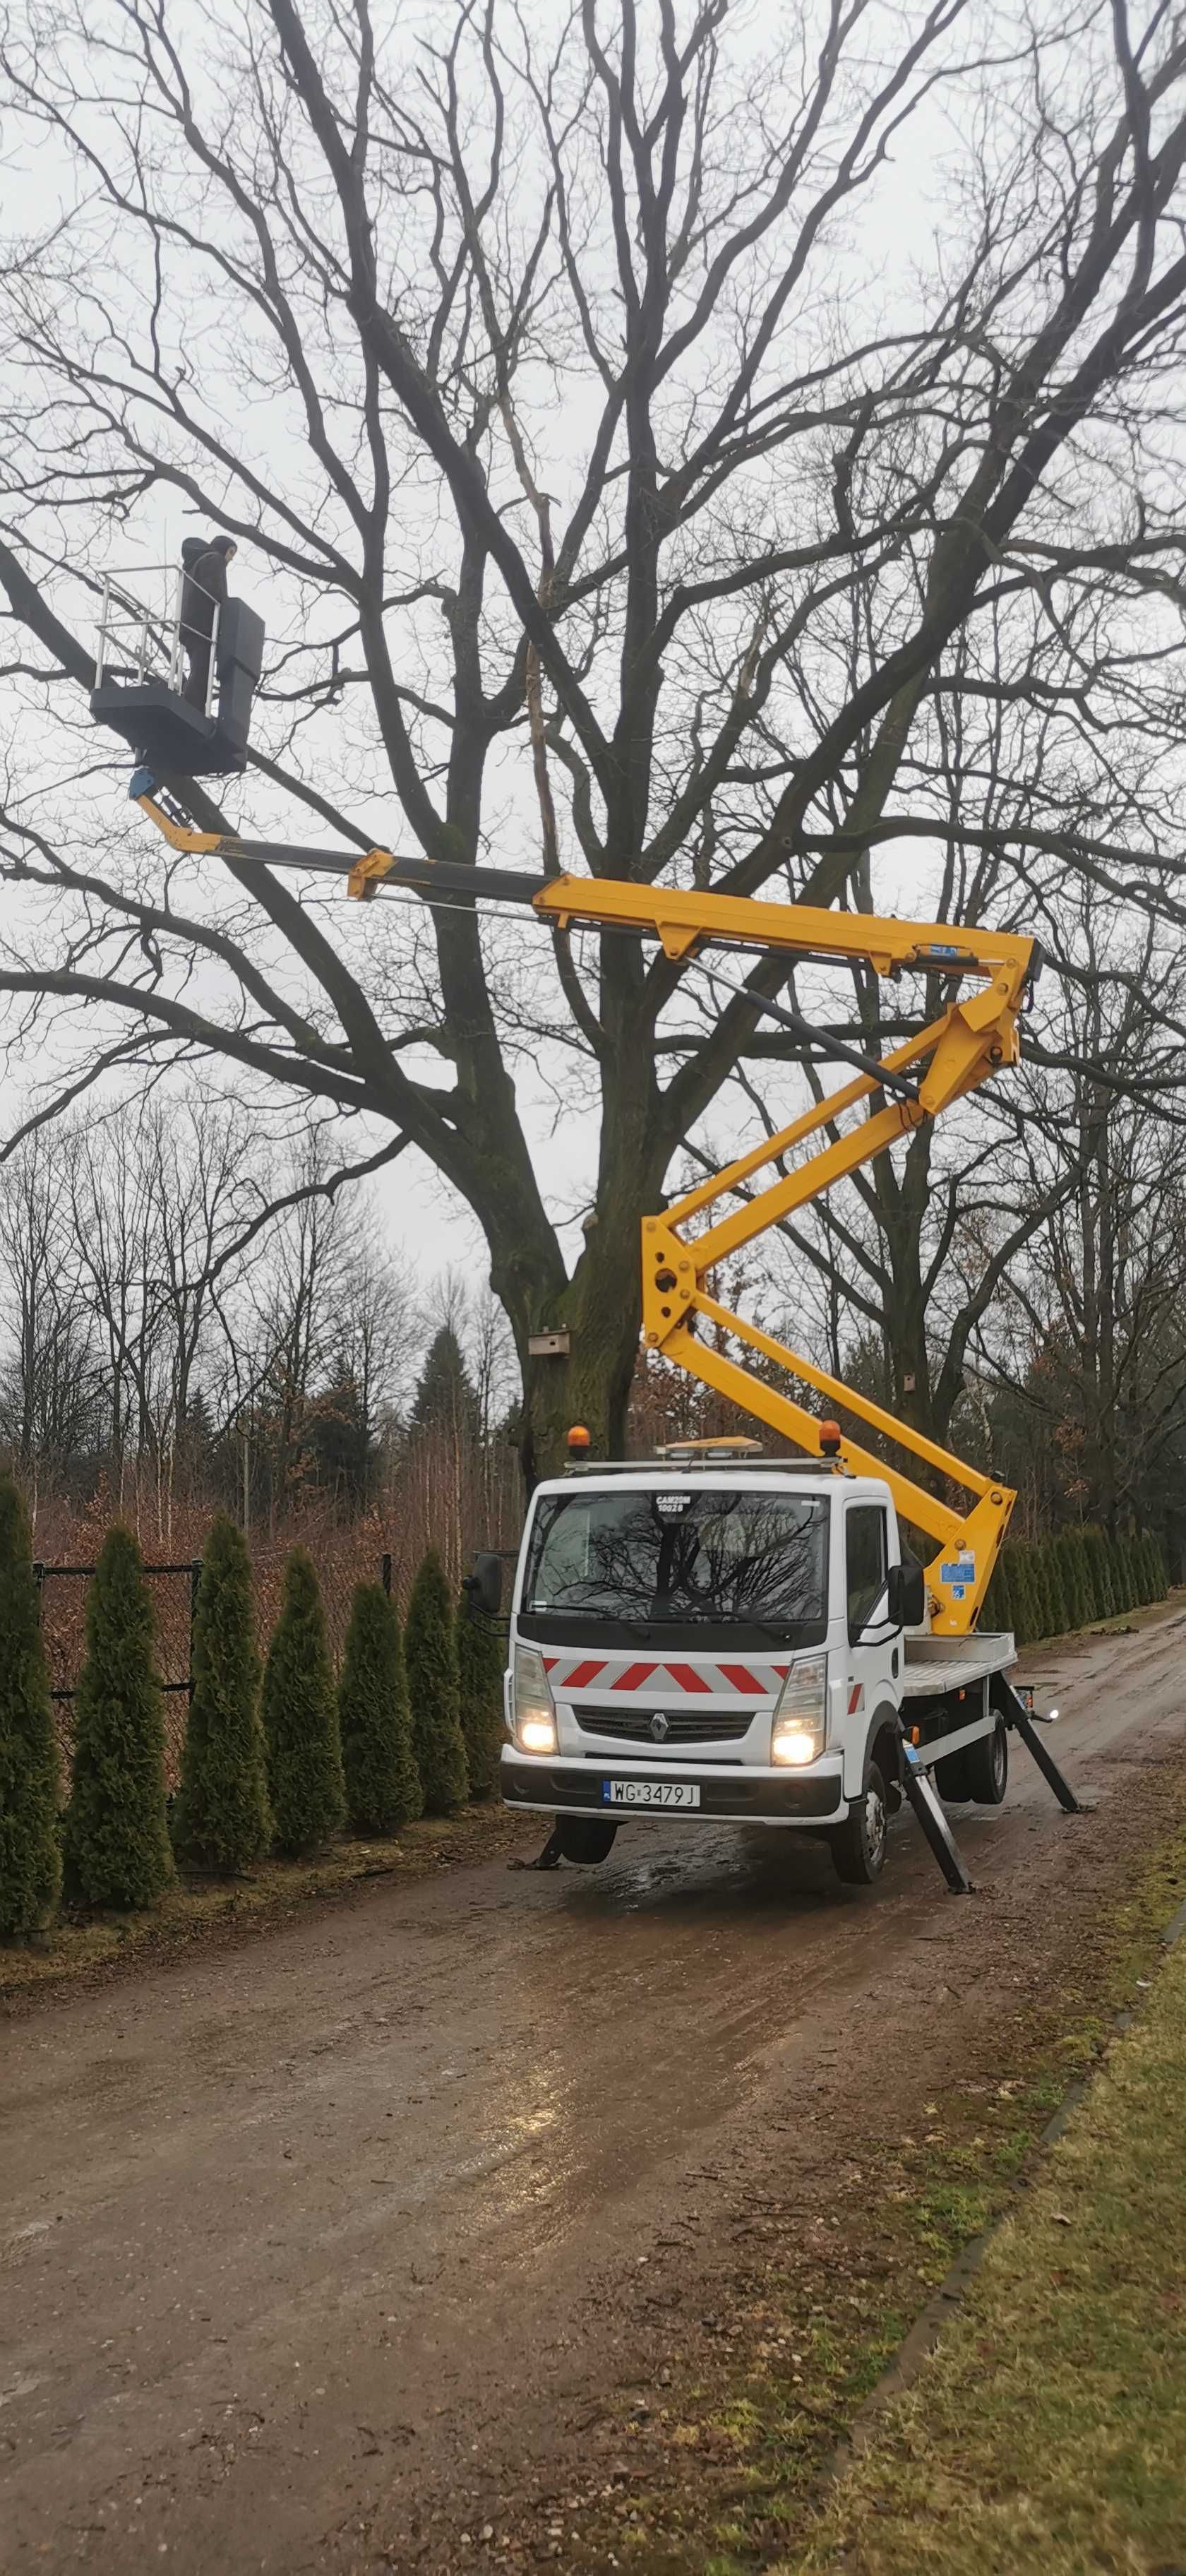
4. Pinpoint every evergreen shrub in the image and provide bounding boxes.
[0,1476,61,1938]
[405,1550,468,1814]
[261,1547,345,1855]
[173,1513,270,1875]
[339,1582,422,1835]
[455,1593,506,1800]
[62,1525,172,1909]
